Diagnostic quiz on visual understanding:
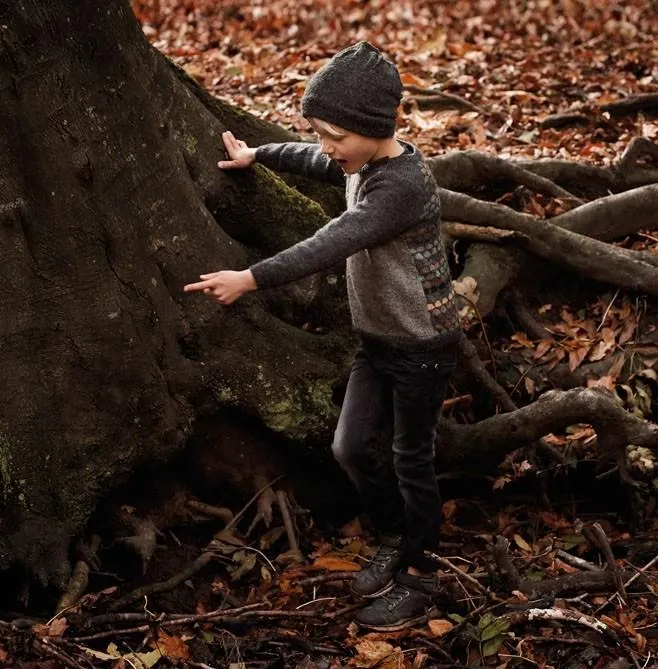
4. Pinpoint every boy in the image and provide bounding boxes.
[184,41,461,631]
